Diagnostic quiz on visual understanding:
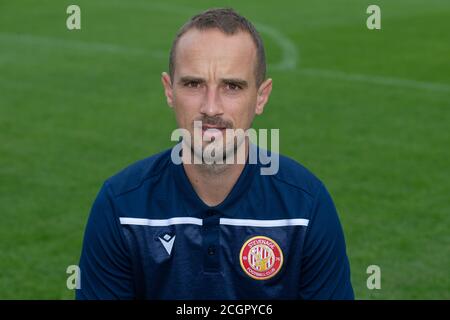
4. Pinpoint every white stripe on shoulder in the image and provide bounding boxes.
[119,217,309,227]
[219,218,309,227]
[119,217,203,226]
